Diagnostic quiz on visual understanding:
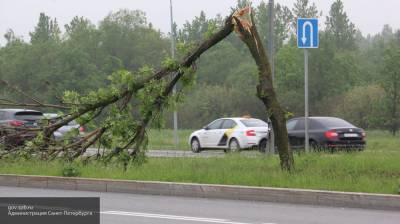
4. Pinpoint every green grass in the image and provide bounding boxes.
[147,129,193,150]
[364,130,400,152]
[0,130,399,195]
